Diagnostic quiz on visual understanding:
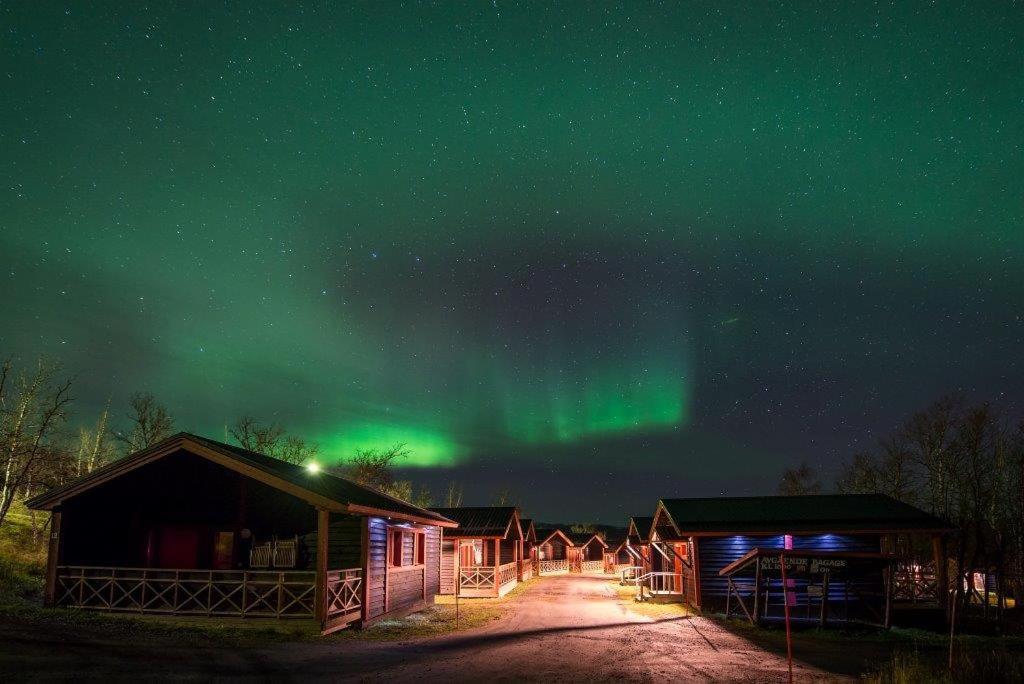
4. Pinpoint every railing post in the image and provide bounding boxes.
[242,571,248,616]
[315,508,329,625]
[43,511,62,607]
